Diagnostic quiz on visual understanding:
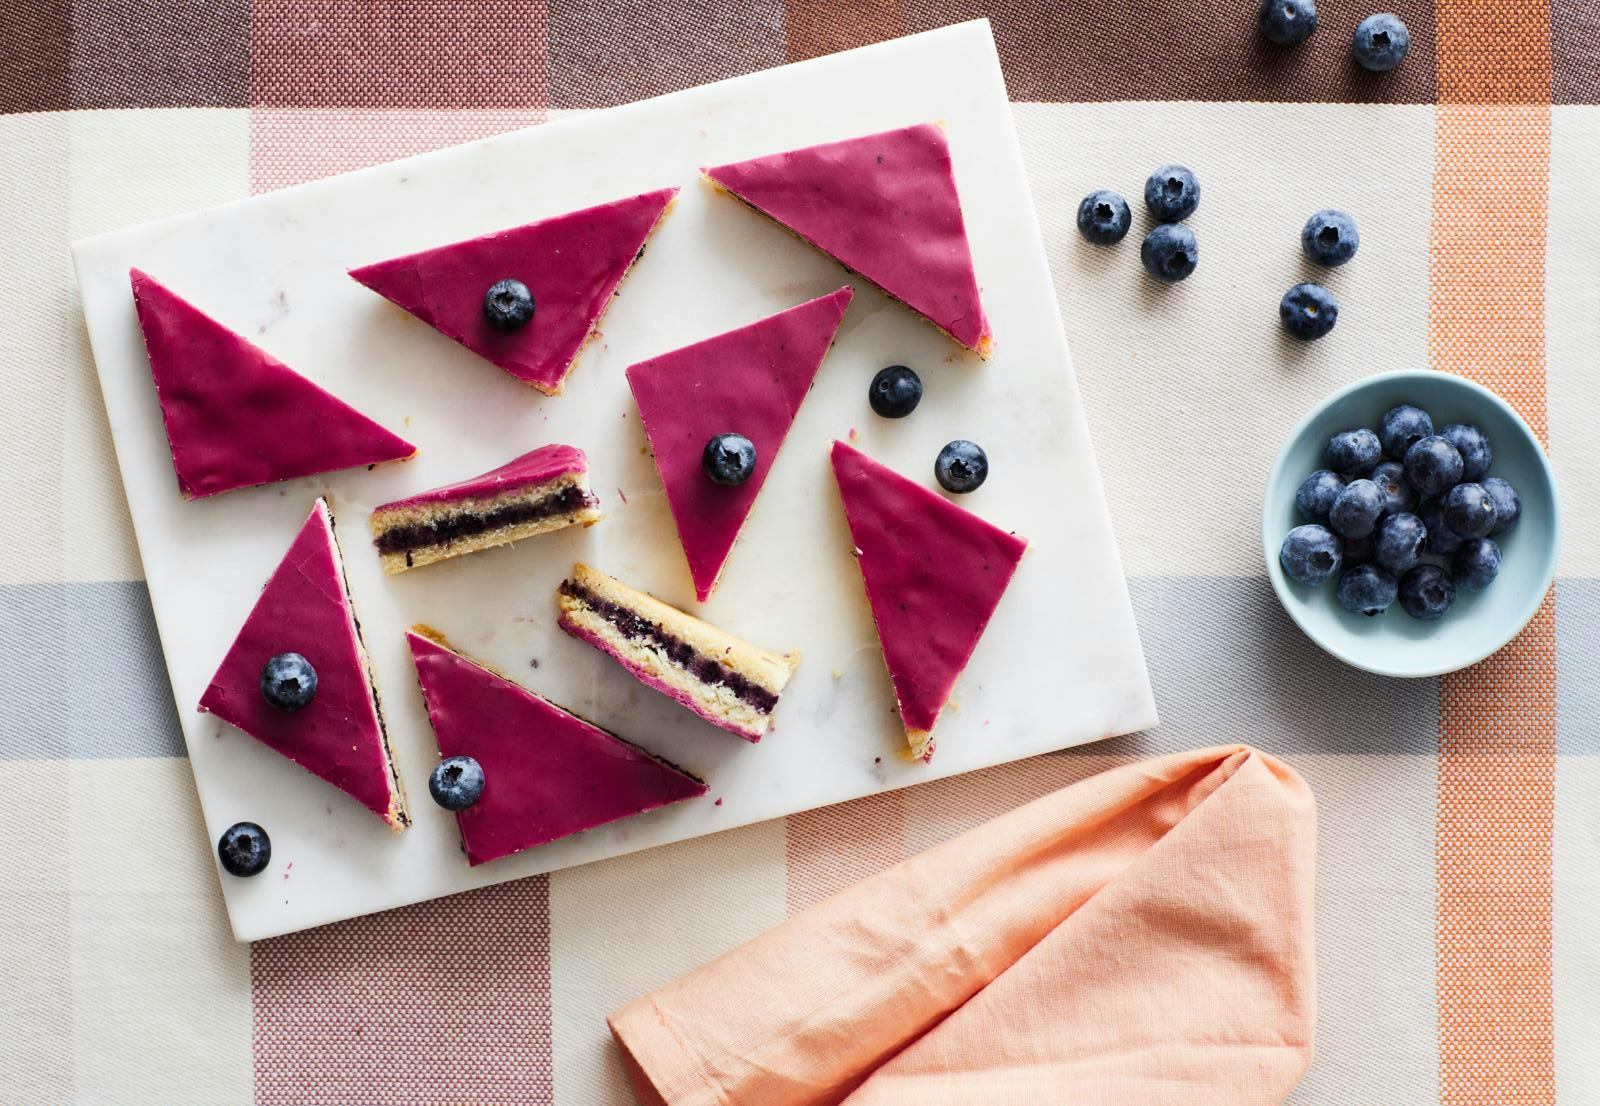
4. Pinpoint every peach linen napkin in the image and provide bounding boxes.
[609,744,1317,1106]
